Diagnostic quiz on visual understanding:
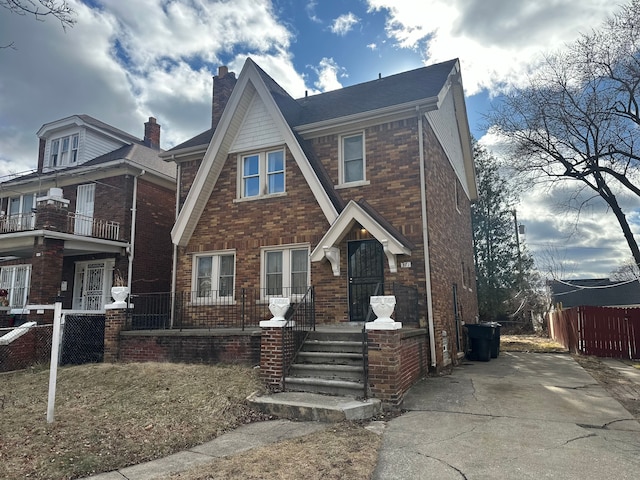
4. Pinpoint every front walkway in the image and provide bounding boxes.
[373,352,640,479]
